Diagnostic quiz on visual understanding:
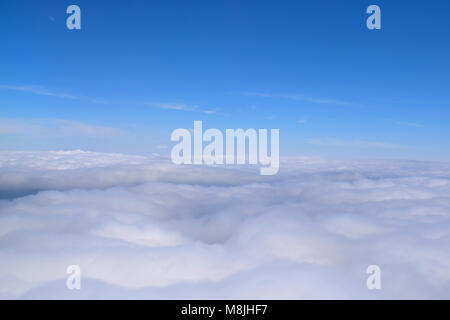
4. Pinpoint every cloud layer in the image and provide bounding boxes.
[0,151,449,299]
